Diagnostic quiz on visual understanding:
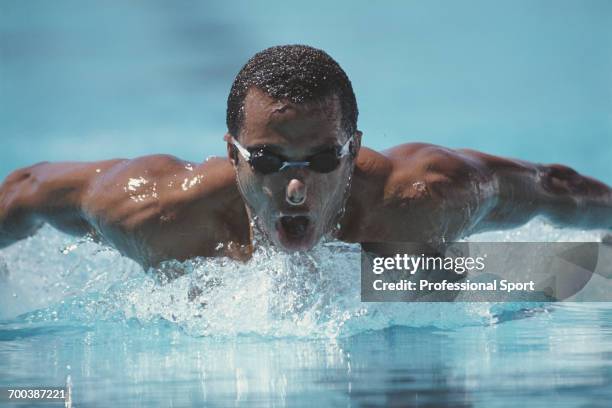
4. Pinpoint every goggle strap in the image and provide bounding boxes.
[279,161,310,171]
[228,135,354,170]
[229,136,251,160]
[339,135,354,157]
